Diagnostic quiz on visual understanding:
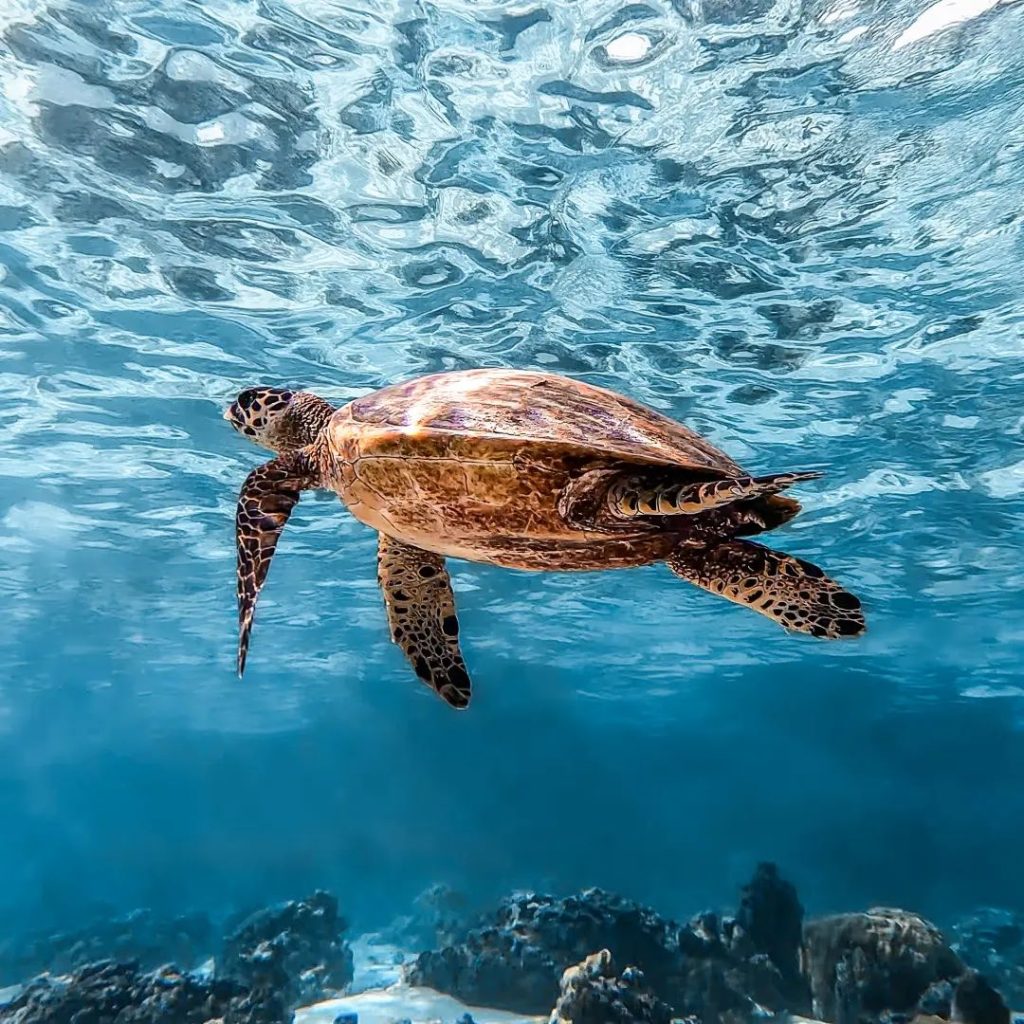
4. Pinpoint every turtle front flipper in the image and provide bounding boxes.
[612,471,822,517]
[377,534,472,710]
[668,539,865,639]
[236,450,321,676]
